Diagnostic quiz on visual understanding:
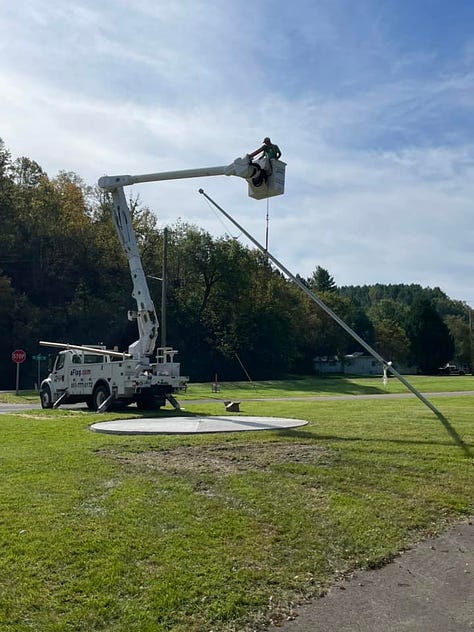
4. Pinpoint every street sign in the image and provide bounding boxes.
[12,349,26,395]
[32,353,47,389]
[12,349,26,364]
